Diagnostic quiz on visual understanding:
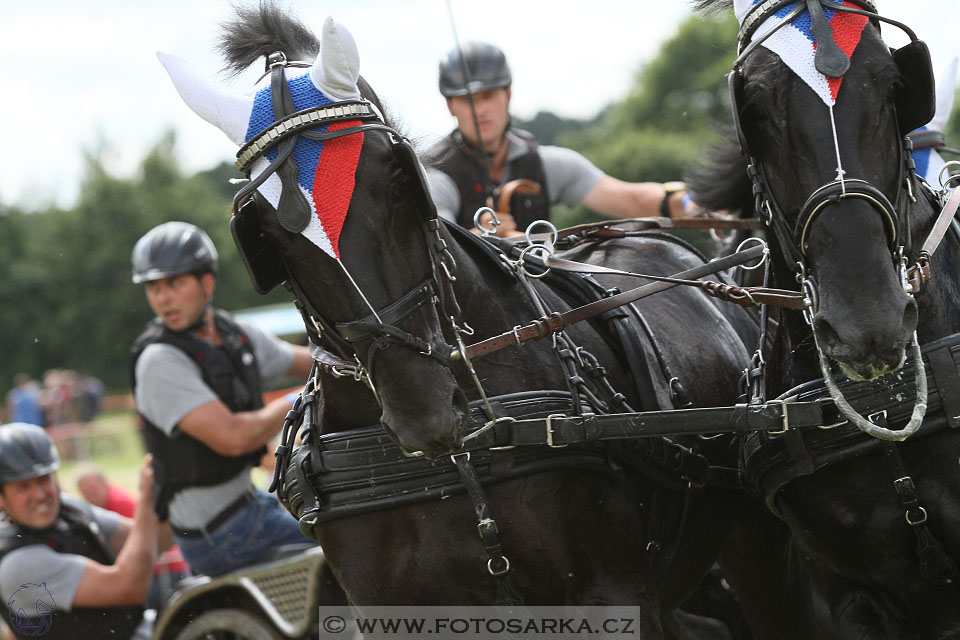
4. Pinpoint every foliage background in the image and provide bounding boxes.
[3,13,959,397]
